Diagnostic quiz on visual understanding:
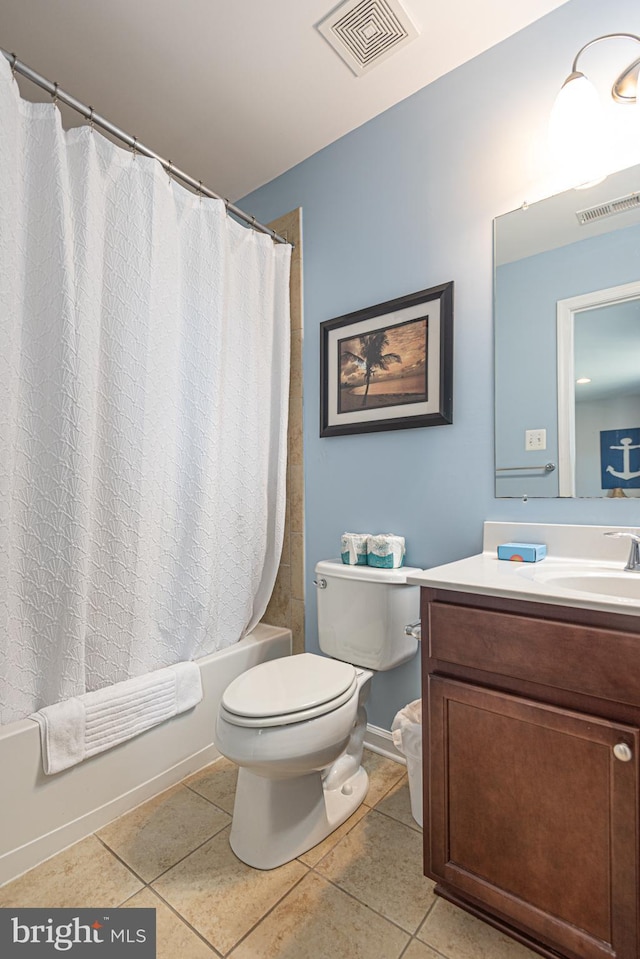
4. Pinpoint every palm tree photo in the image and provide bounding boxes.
[340,331,402,406]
